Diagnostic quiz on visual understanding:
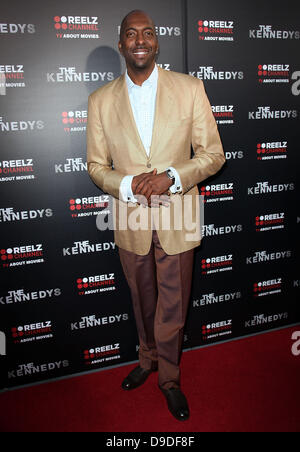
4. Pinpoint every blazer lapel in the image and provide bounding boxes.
[149,67,175,159]
[114,75,148,159]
